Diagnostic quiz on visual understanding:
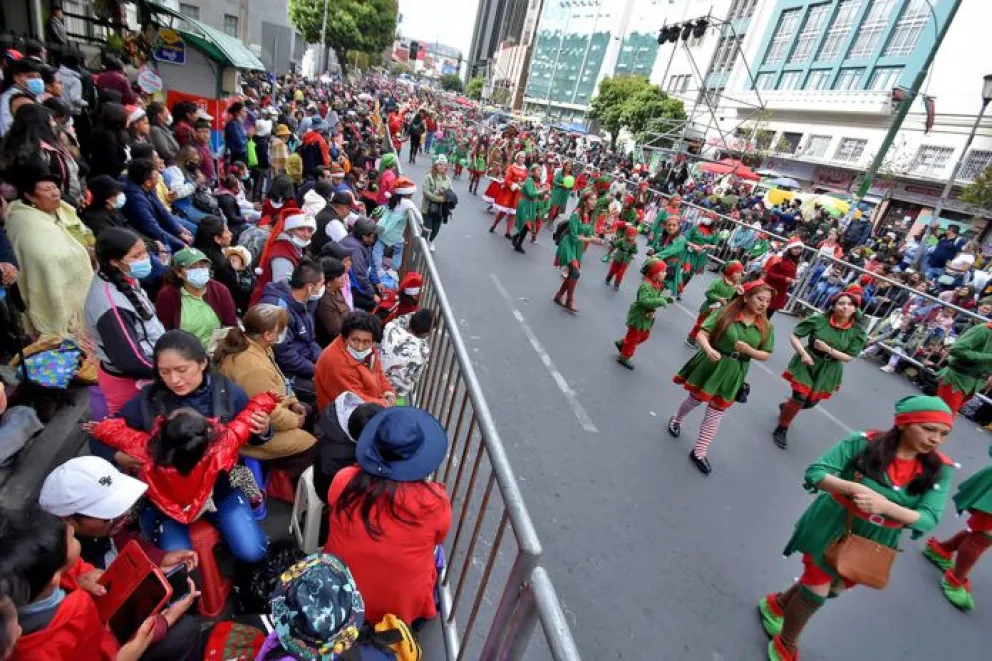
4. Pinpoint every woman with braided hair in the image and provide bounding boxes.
[84,228,167,415]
